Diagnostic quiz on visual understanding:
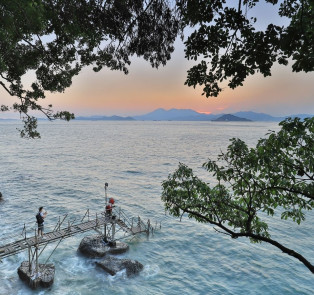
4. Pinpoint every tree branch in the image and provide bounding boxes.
[236,232,314,274]
[178,206,314,274]
[0,81,13,96]
[257,185,313,201]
